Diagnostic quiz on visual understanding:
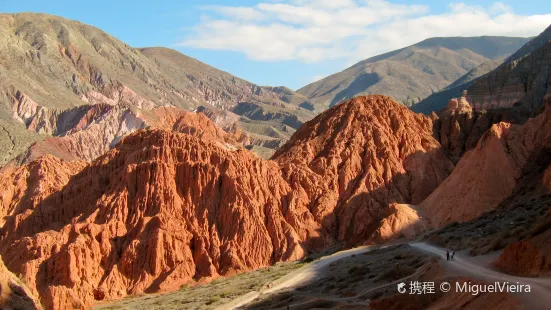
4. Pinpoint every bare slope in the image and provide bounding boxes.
[413,23,551,114]
[0,13,312,164]
[298,36,529,111]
